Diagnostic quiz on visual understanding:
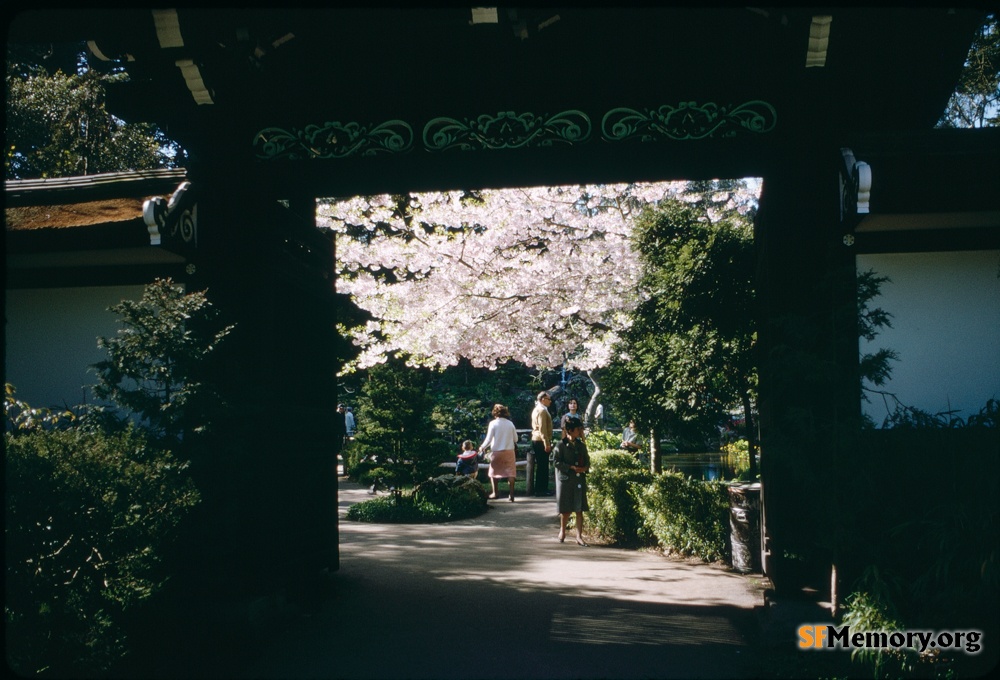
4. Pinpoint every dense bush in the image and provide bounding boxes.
[587,452,731,558]
[635,471,730,562]
[412,474,489,517]
[346,357,449,489]
[586,450,654,546]
[346,474,488,523]
[836,400,1000,678]
[585,429,623,452]
[92,277,234,445]
[840,579,914,678]
[5,426,200,676]
[345,494,427,523]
